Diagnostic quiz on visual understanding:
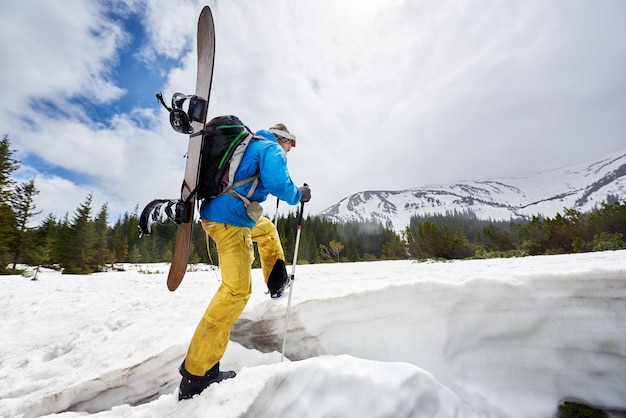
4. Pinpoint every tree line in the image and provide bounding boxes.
[403,204,625,260]
[1,133,625,275]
